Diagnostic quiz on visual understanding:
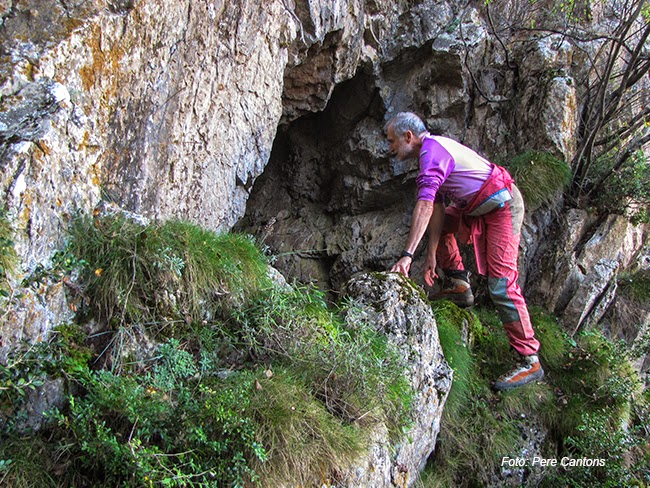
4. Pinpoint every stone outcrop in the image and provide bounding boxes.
[341,272,452,487]
[527,209,649,333]
[1,0,595,342]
